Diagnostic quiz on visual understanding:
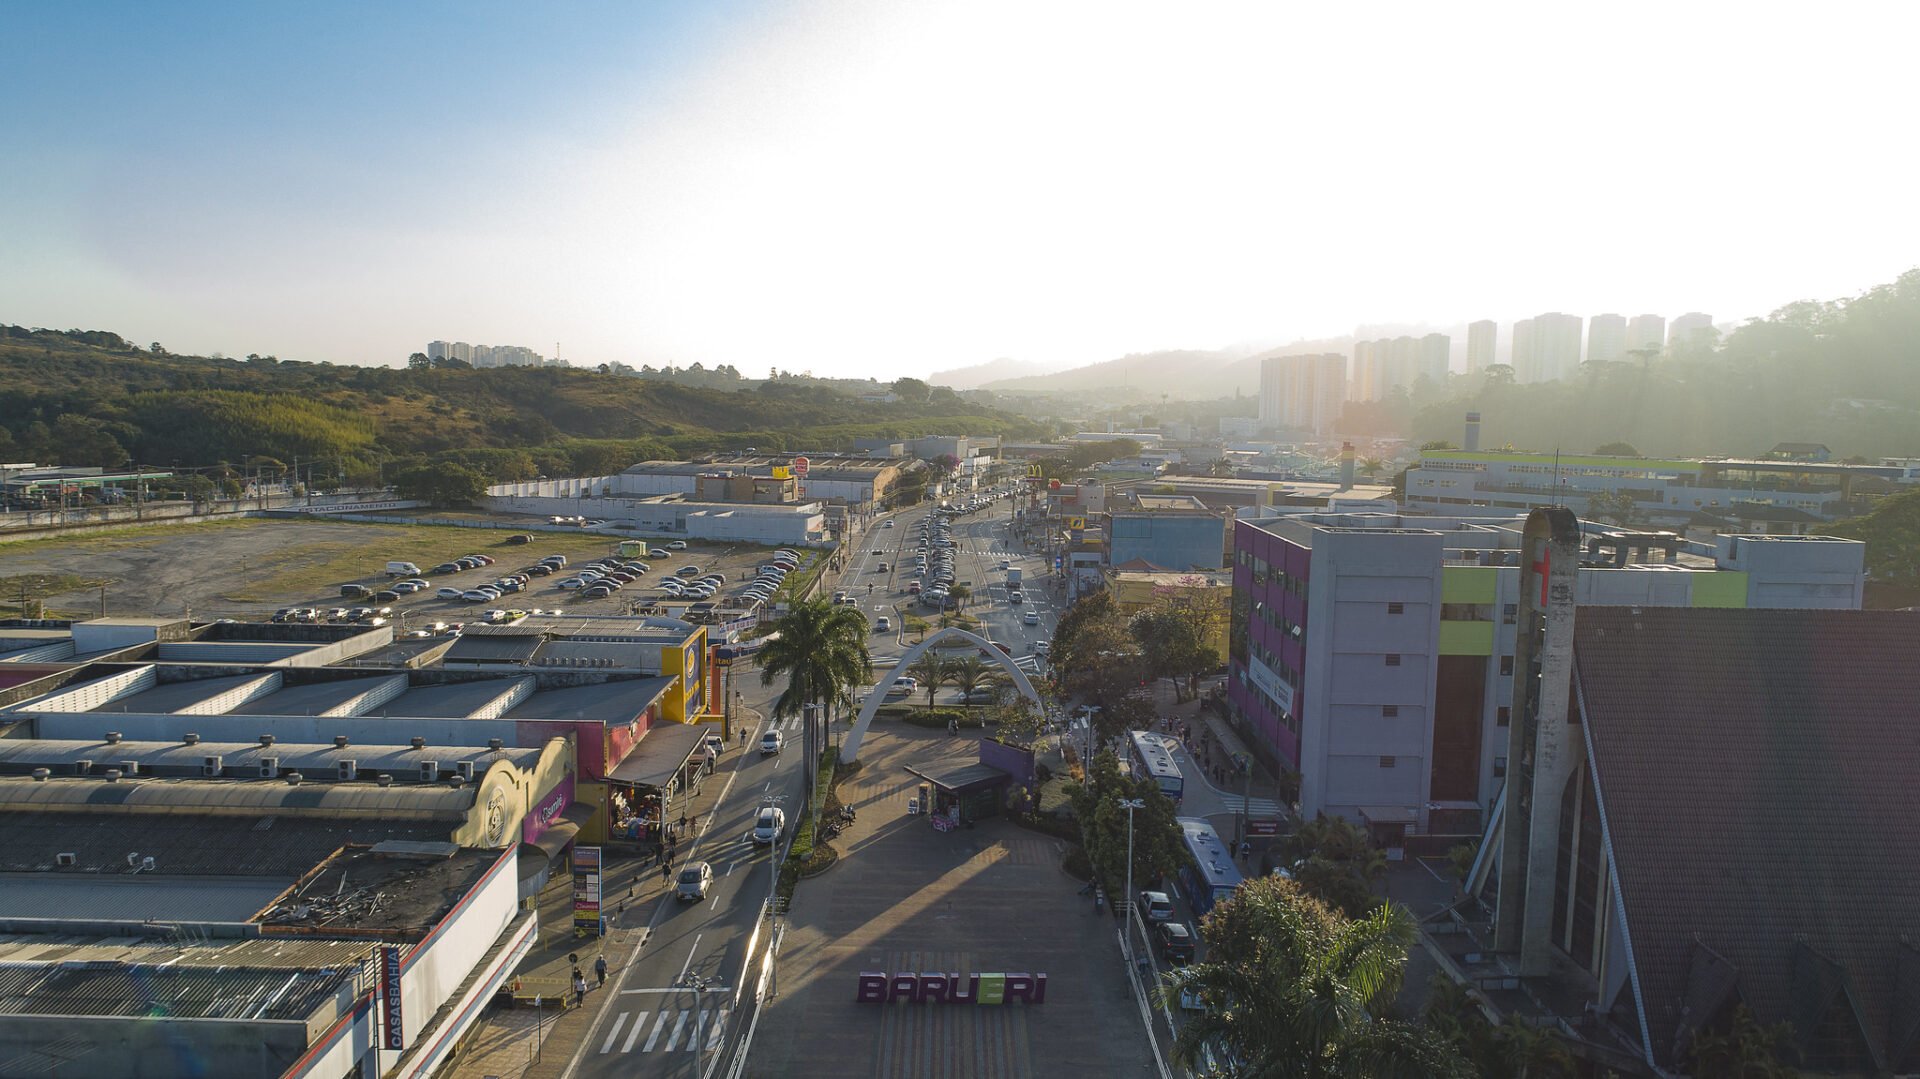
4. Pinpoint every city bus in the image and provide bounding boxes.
[1127,730,1184,804]
[1175,817,1245,916]
[714,631,779,663]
